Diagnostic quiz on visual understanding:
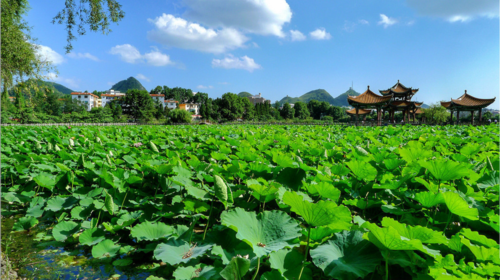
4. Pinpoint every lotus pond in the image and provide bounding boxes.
[1,124,499,280]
